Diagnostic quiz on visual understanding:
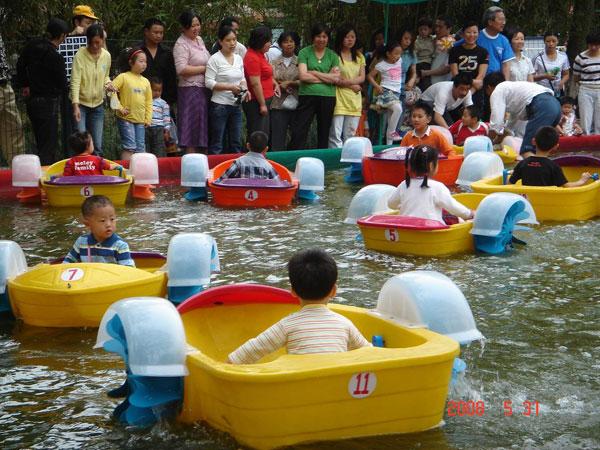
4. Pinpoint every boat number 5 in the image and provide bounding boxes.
[348,372,377,398]
[244,189,259,201]
[61,268,84,282]
[80,186,94,197]
[385,228,398,242]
